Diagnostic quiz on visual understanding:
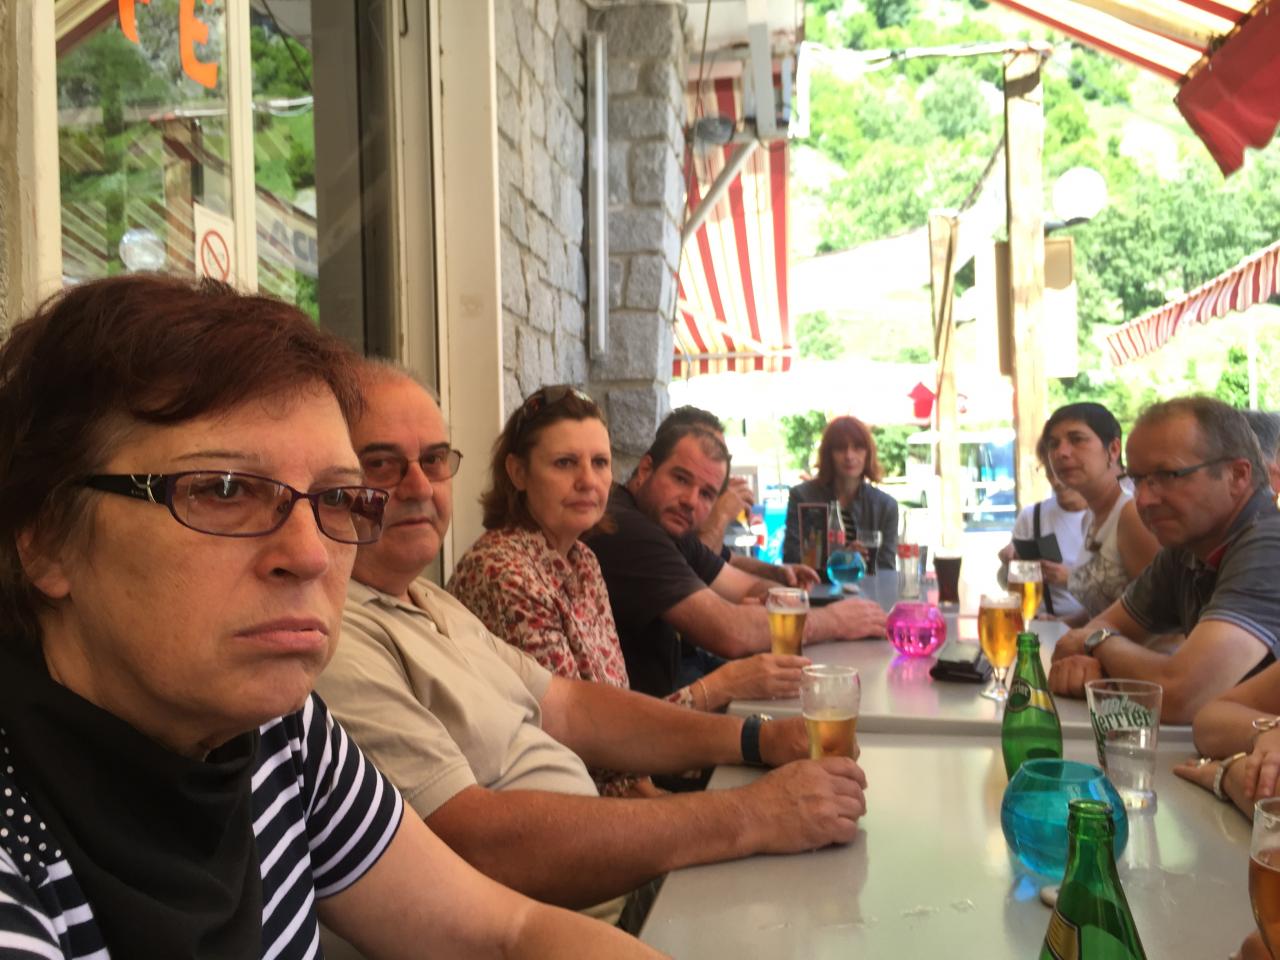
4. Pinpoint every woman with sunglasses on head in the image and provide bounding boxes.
[448,386,808,797]
[0,277,658,960]
[1043,402,1161,623]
